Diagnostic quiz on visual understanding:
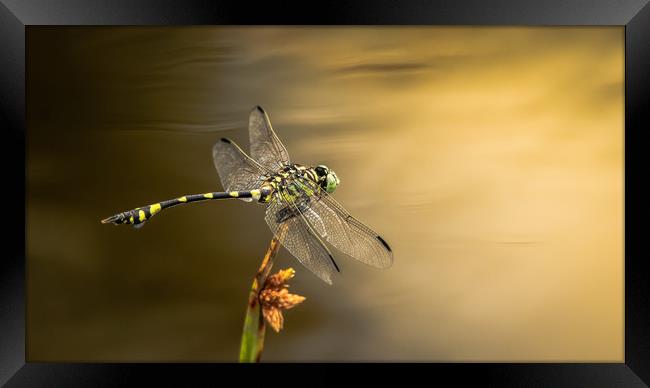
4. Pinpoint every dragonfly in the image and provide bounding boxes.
[101,106,393,284]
